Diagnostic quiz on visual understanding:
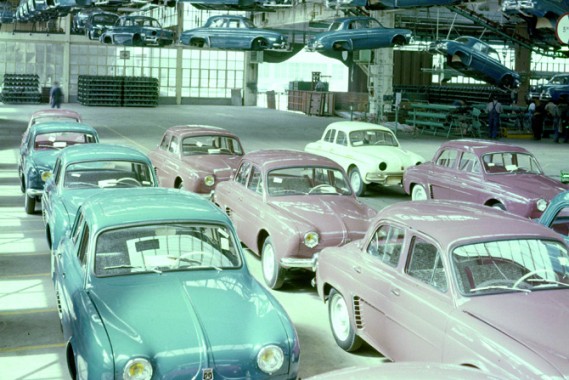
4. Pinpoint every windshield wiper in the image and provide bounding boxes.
[104,264,162,274]
[528,278,569,287]
[470,285,530,293]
